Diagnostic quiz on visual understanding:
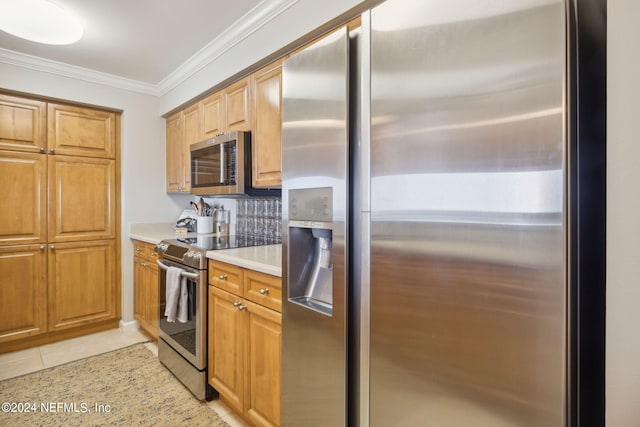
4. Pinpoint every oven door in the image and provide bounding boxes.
[157,258,207,370]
